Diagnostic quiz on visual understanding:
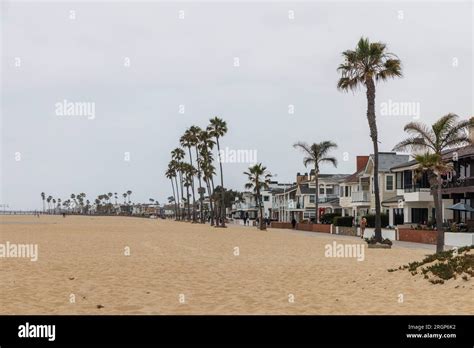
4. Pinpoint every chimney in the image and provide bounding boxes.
[356,156,369,172]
